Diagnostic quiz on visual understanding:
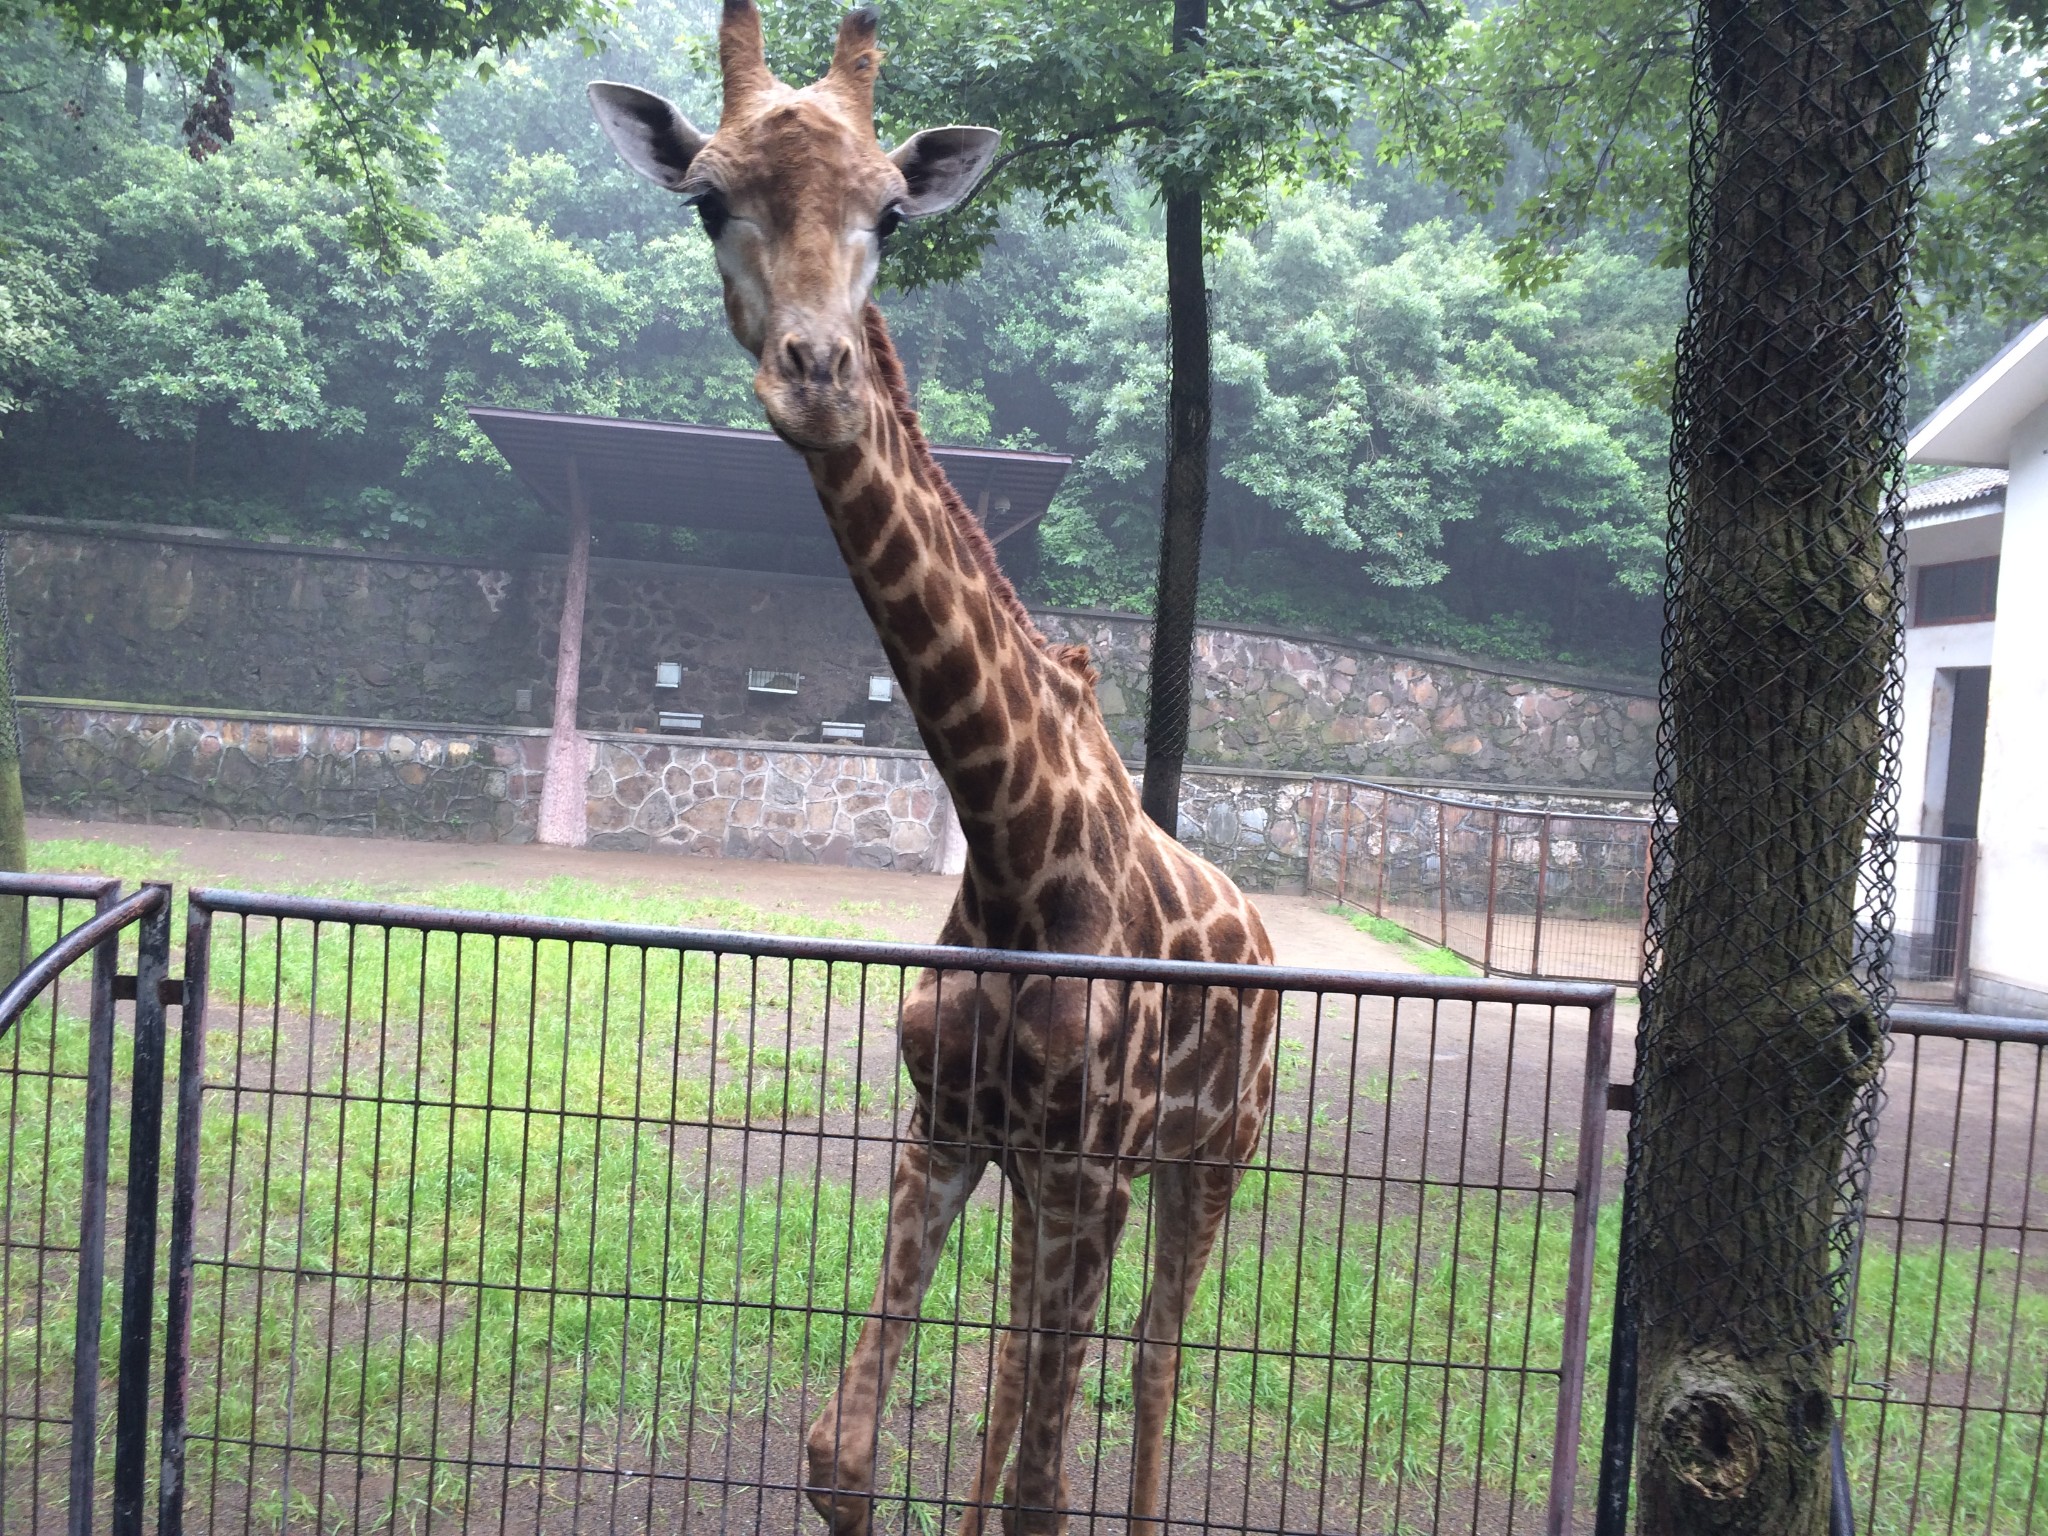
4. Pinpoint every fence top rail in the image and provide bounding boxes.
[190,886,1619,1009]
[0,883,167,1038]
[1894,833,1978,849]
[0,870,122,900]
[1889,1004,2048,1045]
[1307,775,1659,827]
